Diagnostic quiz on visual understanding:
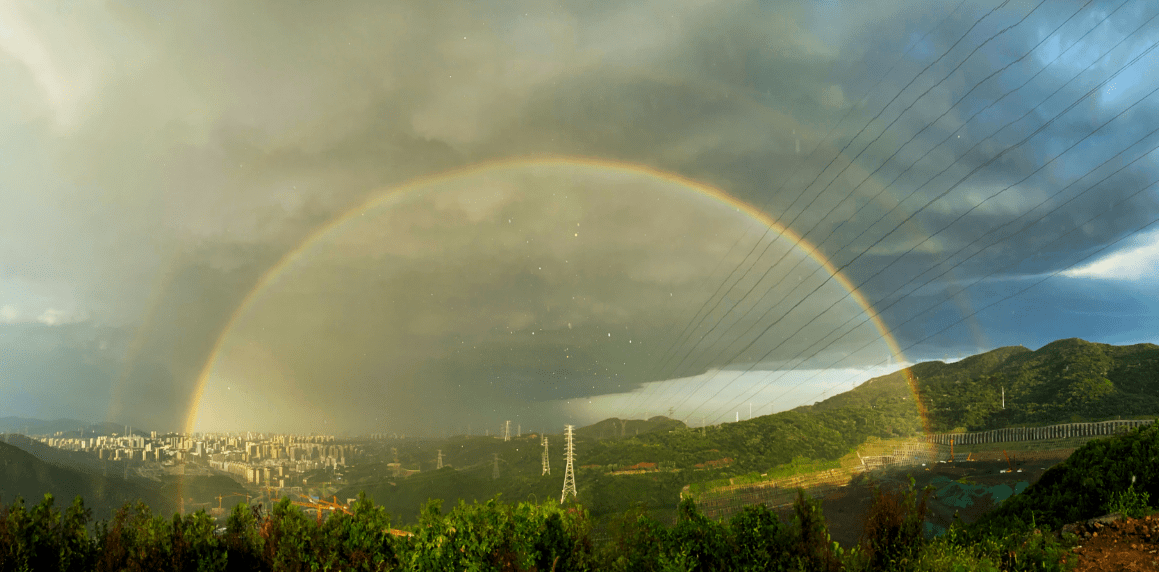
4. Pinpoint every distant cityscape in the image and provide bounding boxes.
[9,419,585,518]
[9,427,369,514]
